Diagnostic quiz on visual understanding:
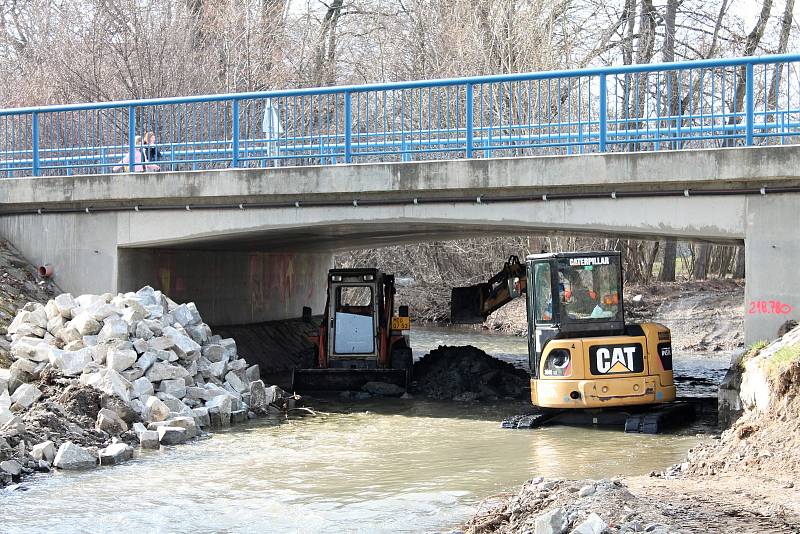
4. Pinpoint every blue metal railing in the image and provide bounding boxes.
[2,53,800,178]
